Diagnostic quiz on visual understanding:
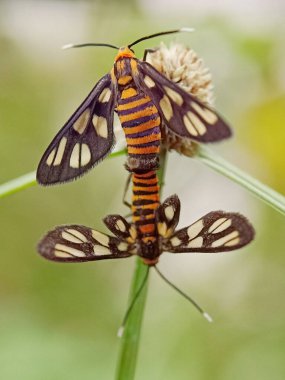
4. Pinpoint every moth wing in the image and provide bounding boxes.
[135,60,232,143]
[38,224,133,262]
[155,194,181,238]
[37,74,116,185]
[162,211,254,253]
[103,214,137,243]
